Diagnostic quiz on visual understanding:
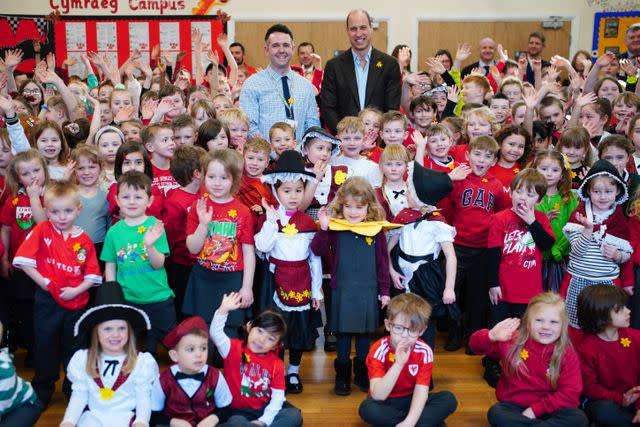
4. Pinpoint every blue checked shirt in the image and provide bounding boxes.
[239,66,320,141]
